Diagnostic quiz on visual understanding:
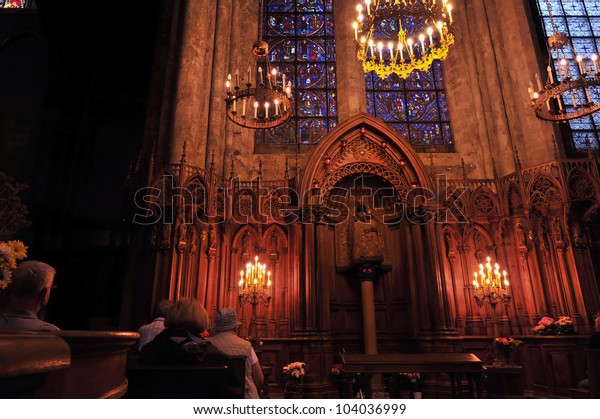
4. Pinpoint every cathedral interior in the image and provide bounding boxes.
[1,0,600,398]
